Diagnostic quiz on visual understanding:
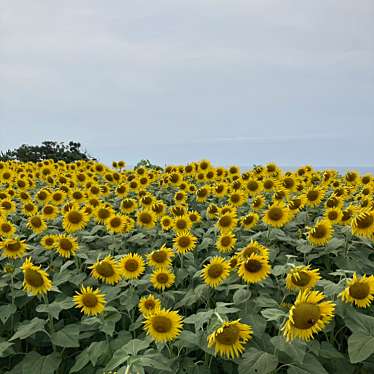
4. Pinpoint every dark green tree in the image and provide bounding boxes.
[0,141,95,162]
